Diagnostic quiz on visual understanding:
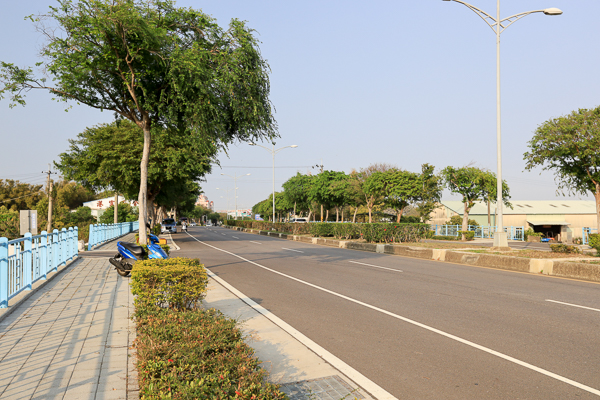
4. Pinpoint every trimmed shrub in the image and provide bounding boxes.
[458,231,475,241]
[131,258,208,314]
[136,308,286,399]
[550,243,581,254]
[308,223,334,237]
[588,233,600,252]
[524,228,543,241]
[432,235,460,241]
